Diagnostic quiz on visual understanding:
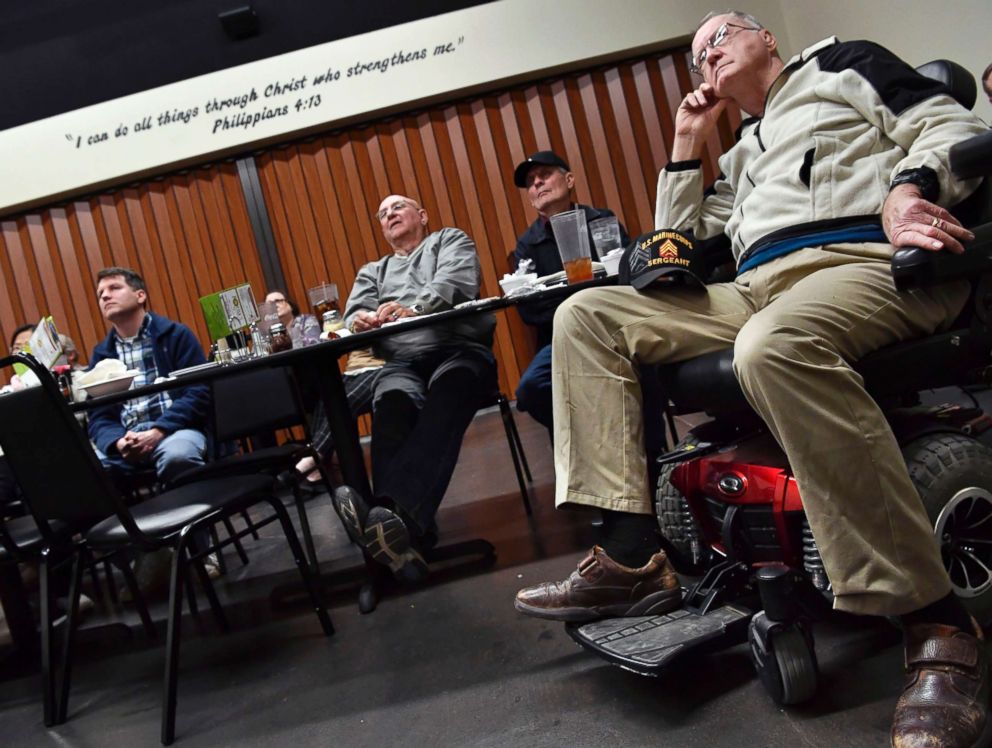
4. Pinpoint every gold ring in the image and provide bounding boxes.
[931,216,940,228]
